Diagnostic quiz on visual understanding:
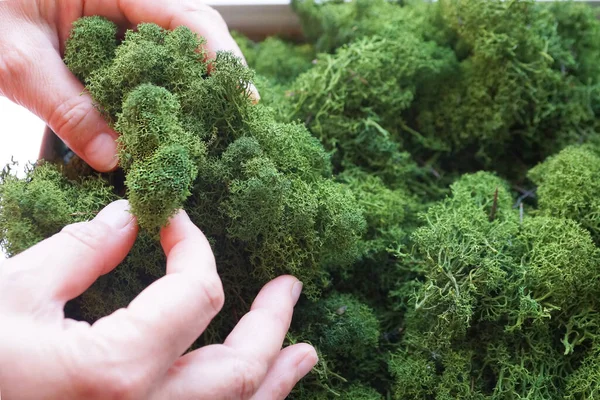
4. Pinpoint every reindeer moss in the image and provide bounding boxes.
[3,1,600,398]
